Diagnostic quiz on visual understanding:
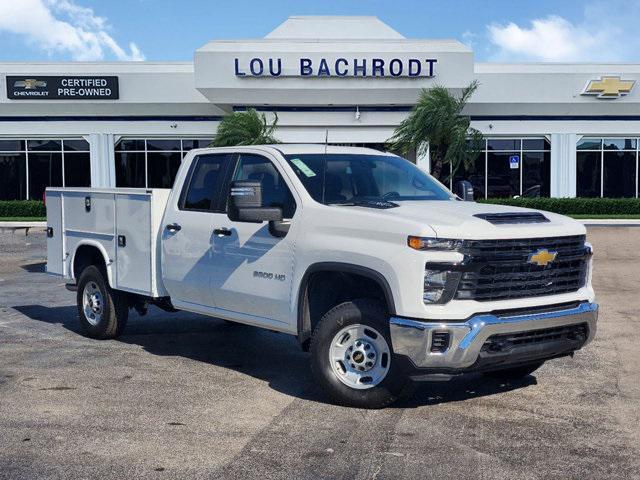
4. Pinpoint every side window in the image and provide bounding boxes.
[233,154,297,219]
[181,154,230,212]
